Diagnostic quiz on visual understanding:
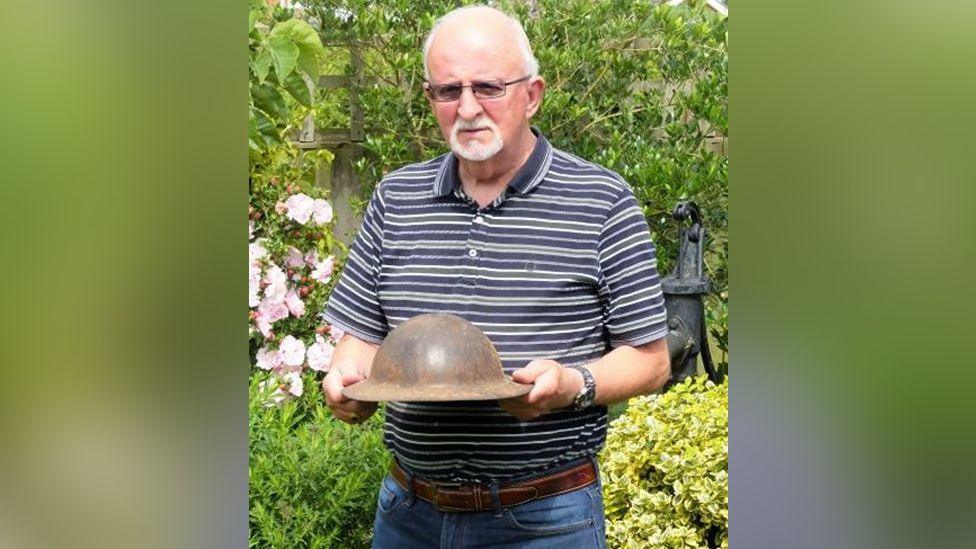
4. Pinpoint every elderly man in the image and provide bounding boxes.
[322,5,670,548]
